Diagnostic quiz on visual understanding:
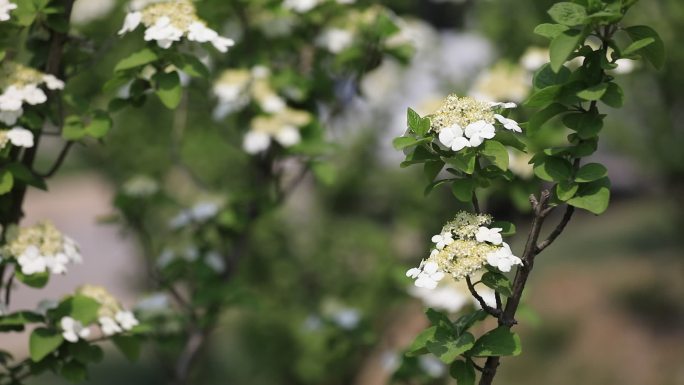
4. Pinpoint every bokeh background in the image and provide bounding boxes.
[7,0,684,384]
